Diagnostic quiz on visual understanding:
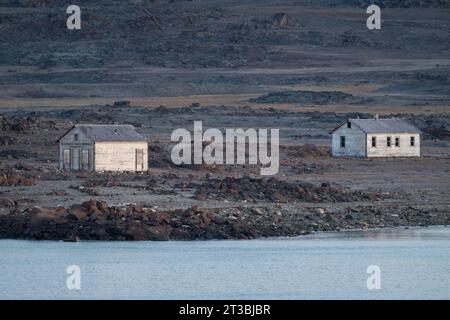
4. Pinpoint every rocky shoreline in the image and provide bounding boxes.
[0,199,448,241]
